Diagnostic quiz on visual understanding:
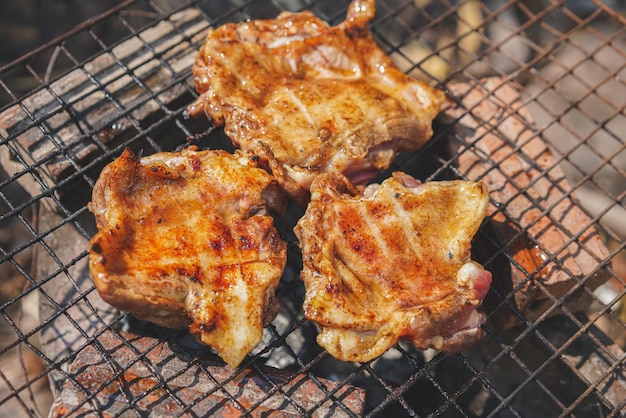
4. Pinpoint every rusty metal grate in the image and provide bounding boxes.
[1,0,625,416]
